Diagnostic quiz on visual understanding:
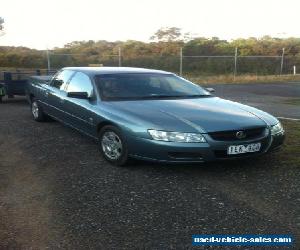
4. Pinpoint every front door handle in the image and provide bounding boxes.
[88,117,94,125]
